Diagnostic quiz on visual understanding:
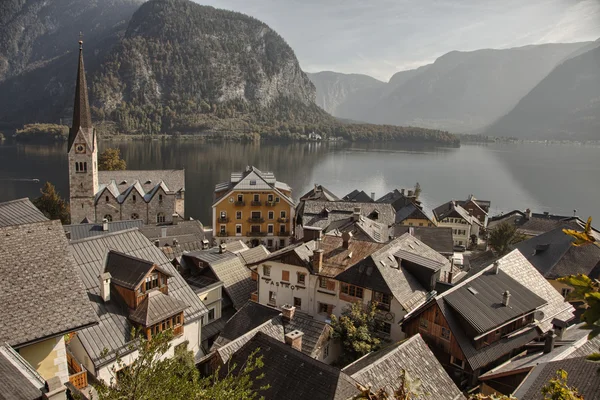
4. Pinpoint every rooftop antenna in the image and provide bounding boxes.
[79,31,84,49]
